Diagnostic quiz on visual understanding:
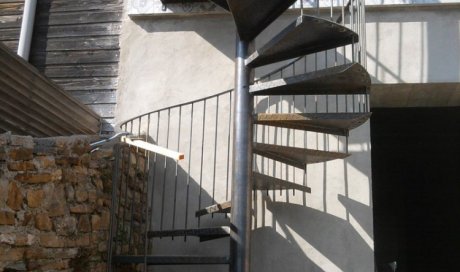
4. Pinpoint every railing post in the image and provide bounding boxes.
[230,36,253,272]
